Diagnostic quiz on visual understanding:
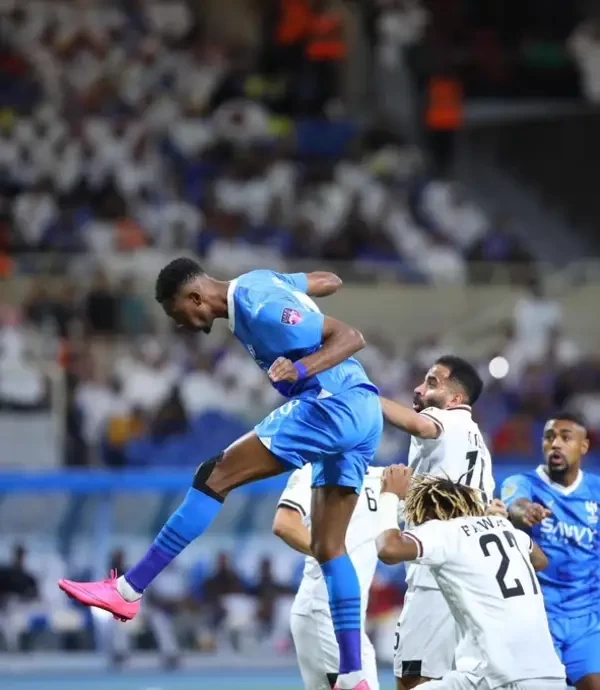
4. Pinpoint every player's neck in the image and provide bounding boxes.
[543,464,581,488]
[204,279,229,320]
